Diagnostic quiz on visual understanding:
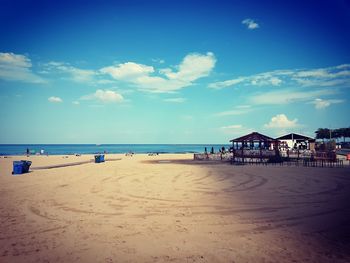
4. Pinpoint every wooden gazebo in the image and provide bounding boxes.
[230,132,279,163]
